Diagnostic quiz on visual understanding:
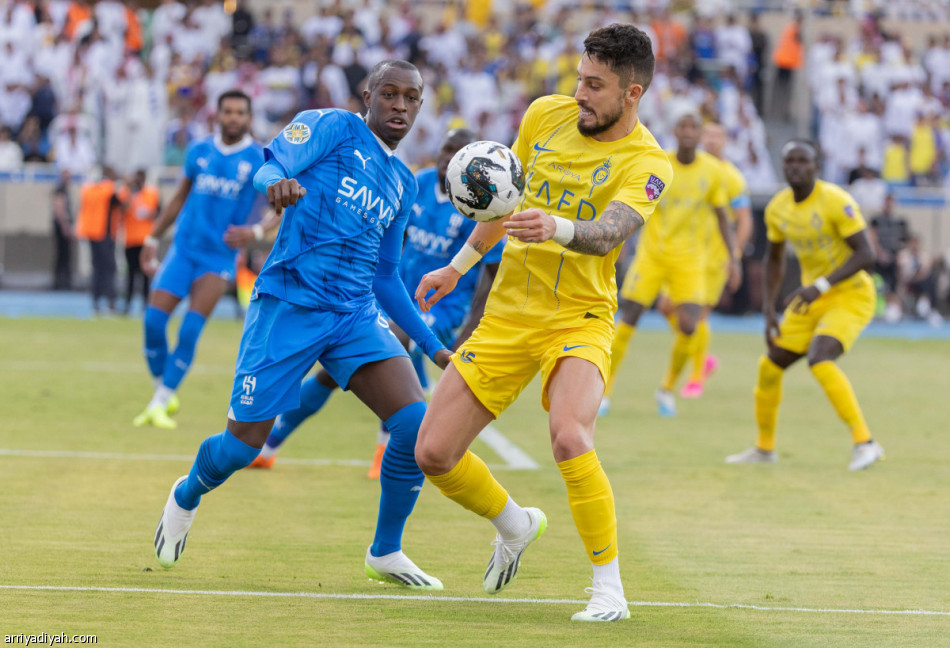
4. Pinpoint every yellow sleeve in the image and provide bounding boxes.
[511,98,542,169]
[707,163,728,209]
[831,192,867,240]
[764,199,784,243]
[610,150,673,224]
